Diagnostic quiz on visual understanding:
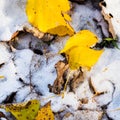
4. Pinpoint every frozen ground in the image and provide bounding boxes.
[0,0,120,120]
